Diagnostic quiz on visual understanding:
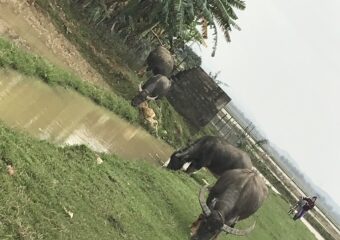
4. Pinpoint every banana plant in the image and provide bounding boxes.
[74,0,246,53]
